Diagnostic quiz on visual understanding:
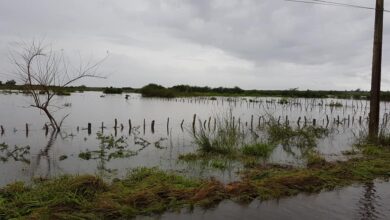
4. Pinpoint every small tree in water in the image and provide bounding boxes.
[10,41,107,131]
